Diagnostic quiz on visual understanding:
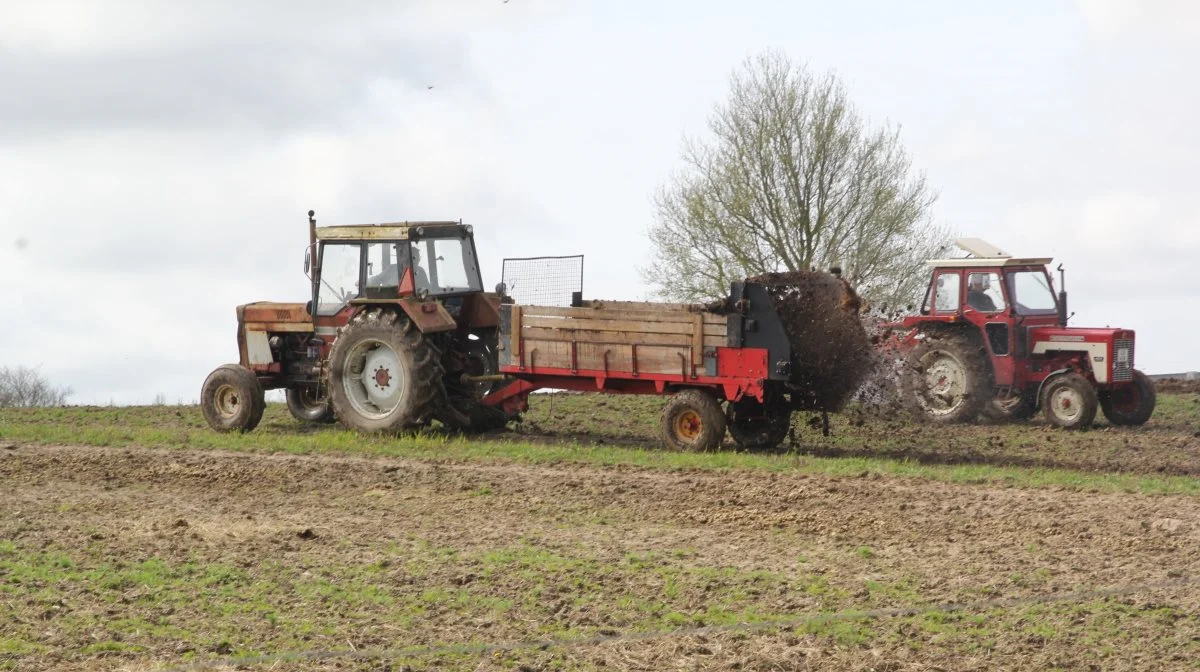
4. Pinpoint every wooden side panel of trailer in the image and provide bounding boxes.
[499,303,728,378]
